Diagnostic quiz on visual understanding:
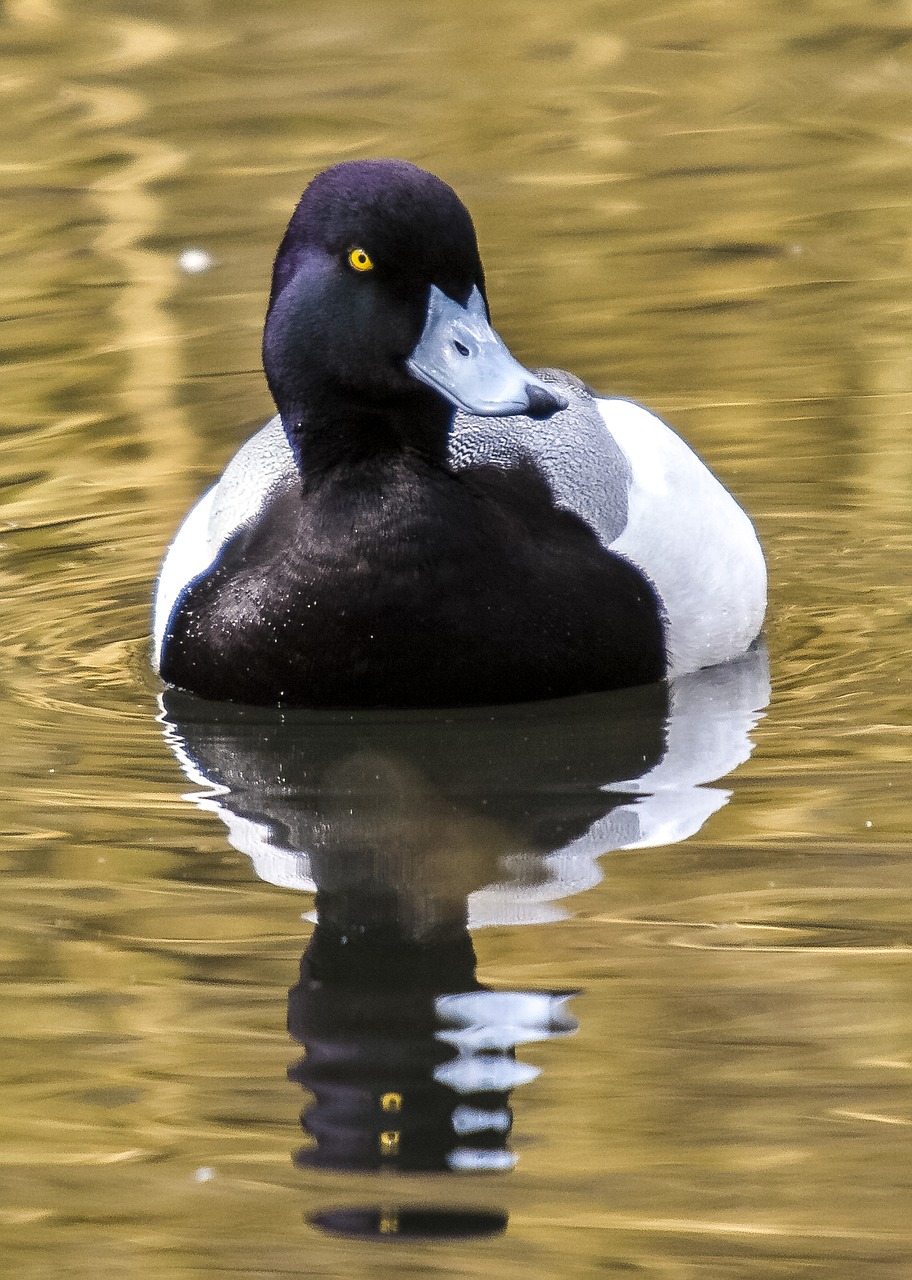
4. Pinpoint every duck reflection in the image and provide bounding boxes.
[288,895,576,1174]
[159,646,769,1236]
